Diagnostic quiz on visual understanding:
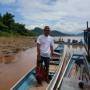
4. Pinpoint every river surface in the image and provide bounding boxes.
[54,36,84,42]
[0,36,86,90]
